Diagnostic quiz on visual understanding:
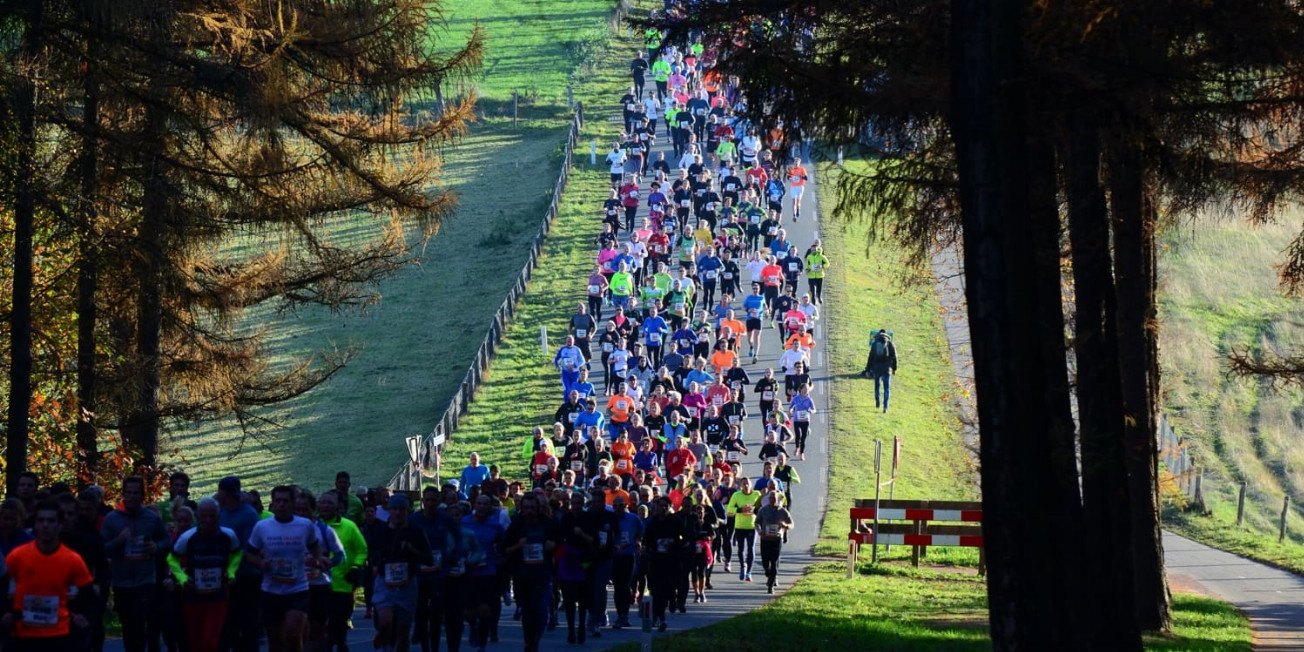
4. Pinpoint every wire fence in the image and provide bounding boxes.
[1159,413,1302,544]
[387,102,584,491]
